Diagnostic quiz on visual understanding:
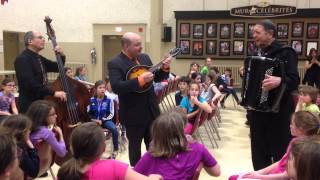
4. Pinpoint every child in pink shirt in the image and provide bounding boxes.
[229,111,320,180]
[57,122,163,180]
